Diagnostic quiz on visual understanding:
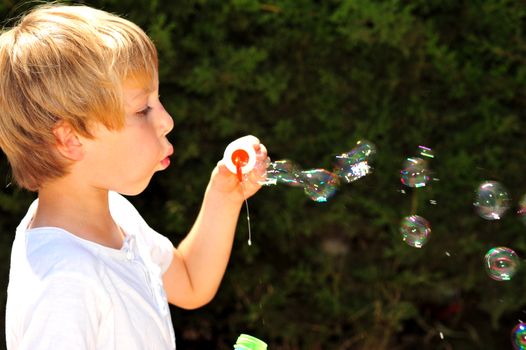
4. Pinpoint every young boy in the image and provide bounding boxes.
[0,4,267,349]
